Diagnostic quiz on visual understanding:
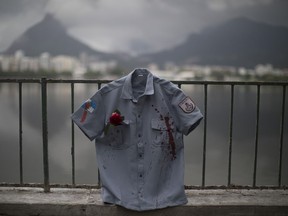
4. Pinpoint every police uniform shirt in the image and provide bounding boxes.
[71,68,203,211]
